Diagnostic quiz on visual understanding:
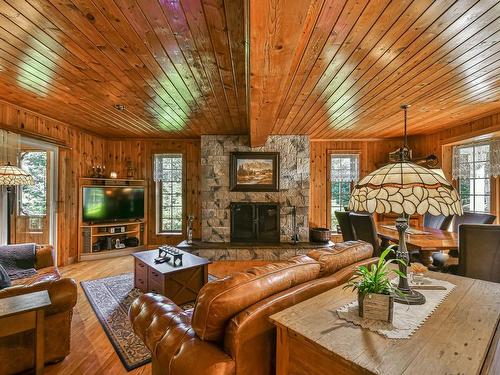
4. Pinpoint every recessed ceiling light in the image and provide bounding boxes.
[113,104,125,111]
